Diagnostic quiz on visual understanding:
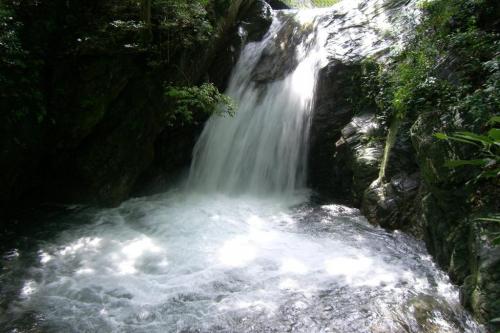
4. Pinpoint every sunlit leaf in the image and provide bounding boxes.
[442,135,481,146]
[488,116,500,125]
[487,128,500,141]
[475,217,500,223]
[434,133,448,140]
[453,132,494,145]
[480,168,500,178]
